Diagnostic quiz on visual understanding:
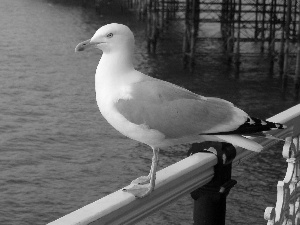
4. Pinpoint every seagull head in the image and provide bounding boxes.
[75,23,135,54]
